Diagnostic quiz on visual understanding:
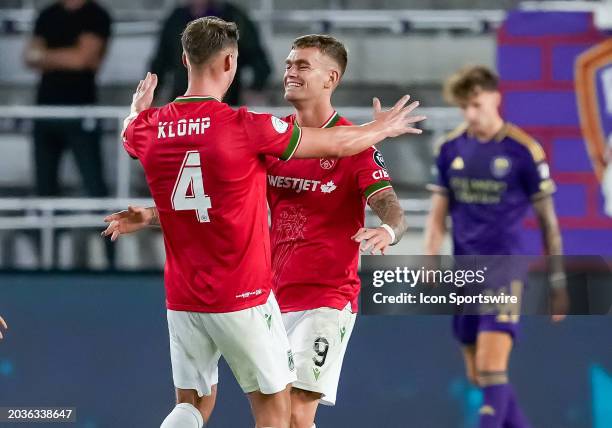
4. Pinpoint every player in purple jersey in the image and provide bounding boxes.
[424,66,569,428]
